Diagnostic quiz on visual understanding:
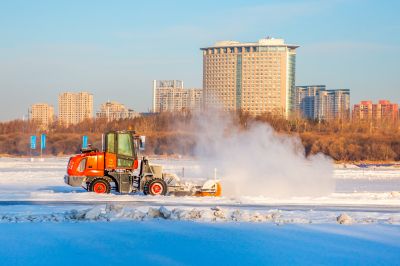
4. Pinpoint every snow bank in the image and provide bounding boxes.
[2,204,400,225]
[0,205,282,223]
